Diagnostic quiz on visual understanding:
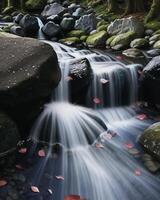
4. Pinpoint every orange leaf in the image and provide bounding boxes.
[95,143,104,149]
[31,186,40,193]
[0,180,7,187]
[124,143,134,149]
